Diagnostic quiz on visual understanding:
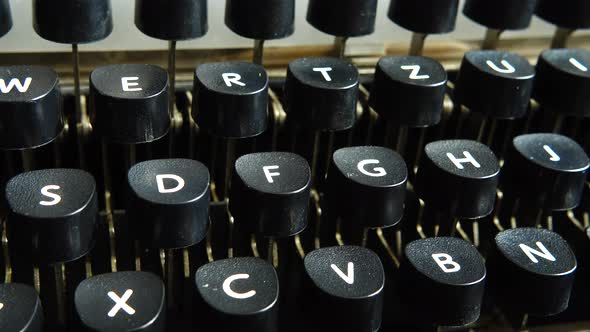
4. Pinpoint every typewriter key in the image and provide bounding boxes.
[306,0,378,58]
[195,257,279,332]
[401,237,486,327]
[0,283,44,332]
[0,0,11,38]
[75,271,166,332]
[225,0,295,64]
